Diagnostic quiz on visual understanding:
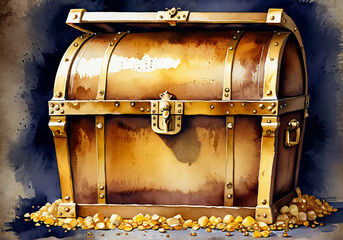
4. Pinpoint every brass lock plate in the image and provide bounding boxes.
[151,91,183,135]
